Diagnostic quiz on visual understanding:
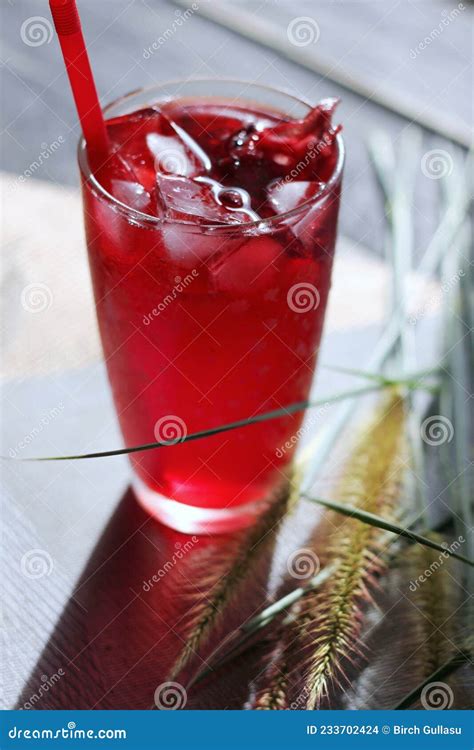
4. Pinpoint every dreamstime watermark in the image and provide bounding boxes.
[142,270,199,325]
[143,4,199,58]
[154,415,187,445]
[273,132,333,191]
[421,681,454,710]
[142,537,199,591]
[287,548,320,579]
[20,549,87,617]
[8,725,127,741]
[409,535,465,591]
[21,669,66,710]
[409,4,465,59]
[154,681,187,709]
[290,684,311,710]
[154,148,190,176]
[24,137,65,179]
[287,17,320,47]
[420,415,454,446]
[287,282,320,313]
[408,268,465,324]
[20,549,54,580]
[9,403,64,458]
[20,282,53,314]
[20,16,53,46]
[10,137,65,192]
[276,402,331,458]
[421,149,454,180]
